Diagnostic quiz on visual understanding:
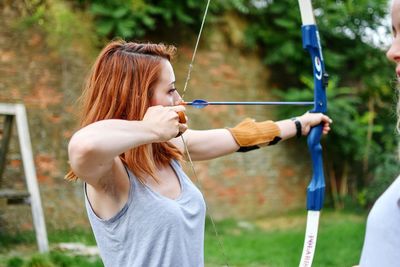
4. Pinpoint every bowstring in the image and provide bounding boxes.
[180,136,229,267]
[181,0,211,100]
[180,0,230,266]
